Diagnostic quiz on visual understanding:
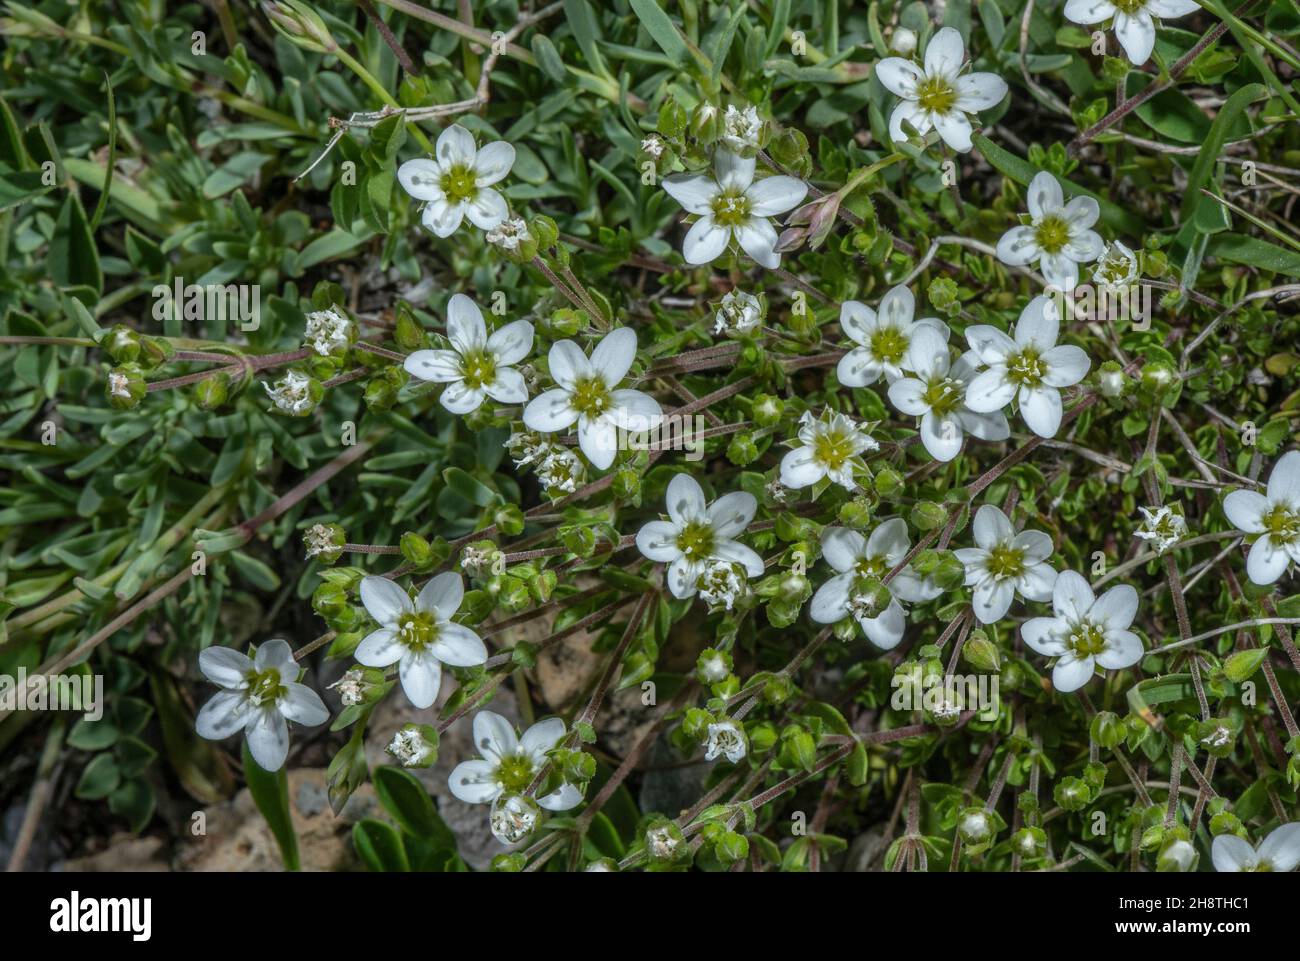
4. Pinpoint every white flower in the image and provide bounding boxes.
[108,371,131,399]
[996,172,1104,293]
[662,149,807,269]
[506,429,551,468]
[714,289,763,335]
[699,652,731,683]
[530,447,578,493]
[490,795,541,844]
[354,573,487,709]
[964,295,1092,438]
[387,725,434,767]
[522,327,662,471]
[641,135,665,158]
[447,710,583,812]
[697,560,747,610]
[303,306,352,356]
[404,293,533,415]
[720,104,763,153]
[875,27,1008,153]
[780,409,880,490]
[485,216,530,251]
[1094,240,1141,292]
[1158,839,1197,872]
[646,825,681,860]
[1222,451,1300,585]
[263,369,316,415]
[1021,571,1143,693]
[1064,0,1200,65]
[1212,823,1300,872]
[954,505,1058,625]
[809,519,943,649]
[195,639,329,771]
[636,473,764,600]
[1135,505,1187,555]
[837,284,949,387]
[704,720,748,763]
[888,325,1010,462]
[397,123,514,237]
